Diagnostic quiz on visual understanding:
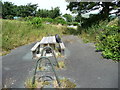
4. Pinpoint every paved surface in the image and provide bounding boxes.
[2,43,36,88]
[2,35,118,88]
[59,35,118,88]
